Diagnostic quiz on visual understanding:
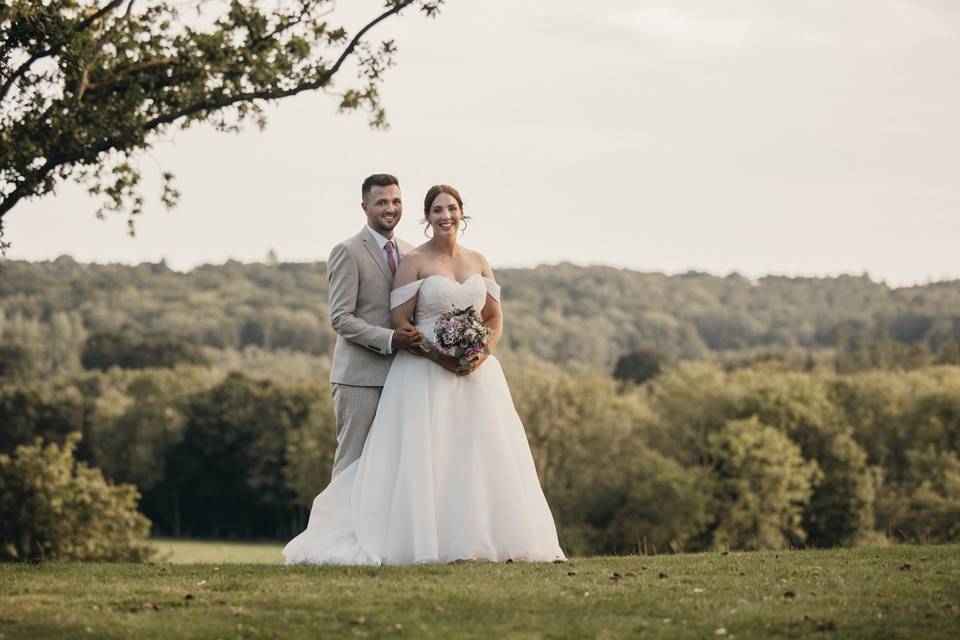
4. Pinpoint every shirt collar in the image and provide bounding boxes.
[365,224,395,251]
